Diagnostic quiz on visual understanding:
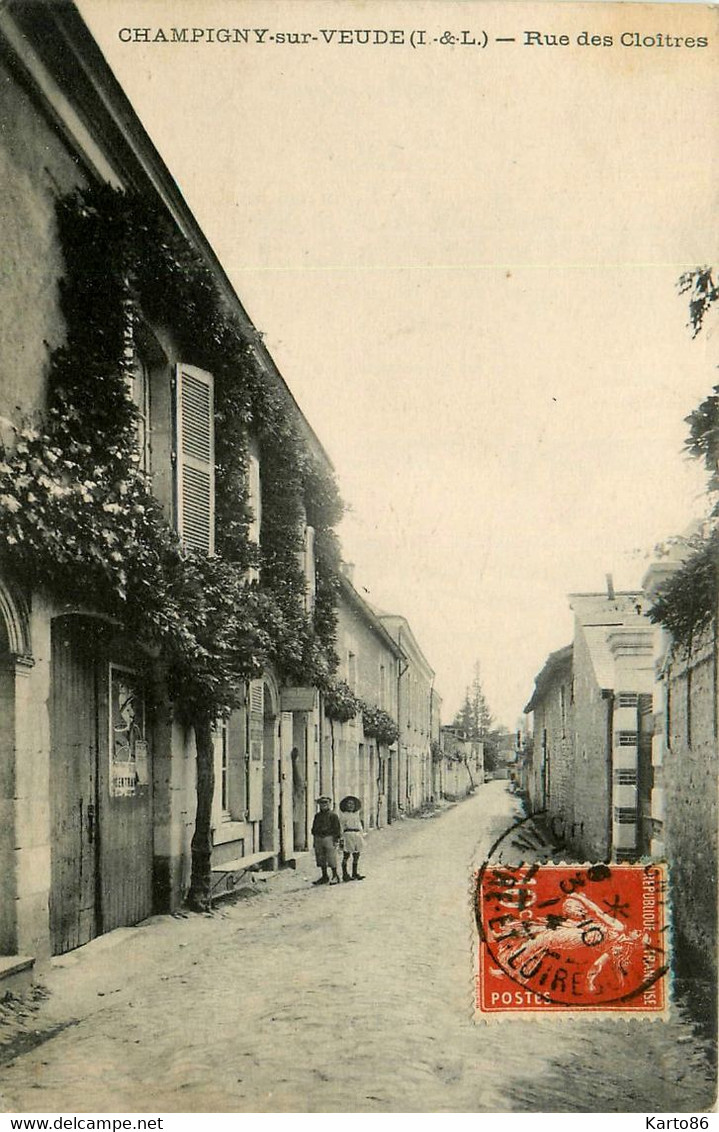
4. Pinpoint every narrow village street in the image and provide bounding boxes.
[0,783,714,1114]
